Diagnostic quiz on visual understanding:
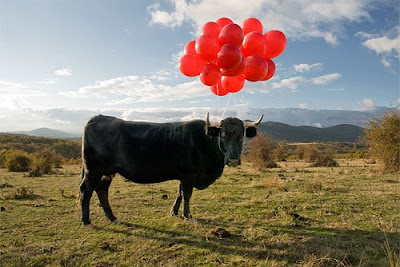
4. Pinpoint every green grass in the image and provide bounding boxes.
[0,160,399,266]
